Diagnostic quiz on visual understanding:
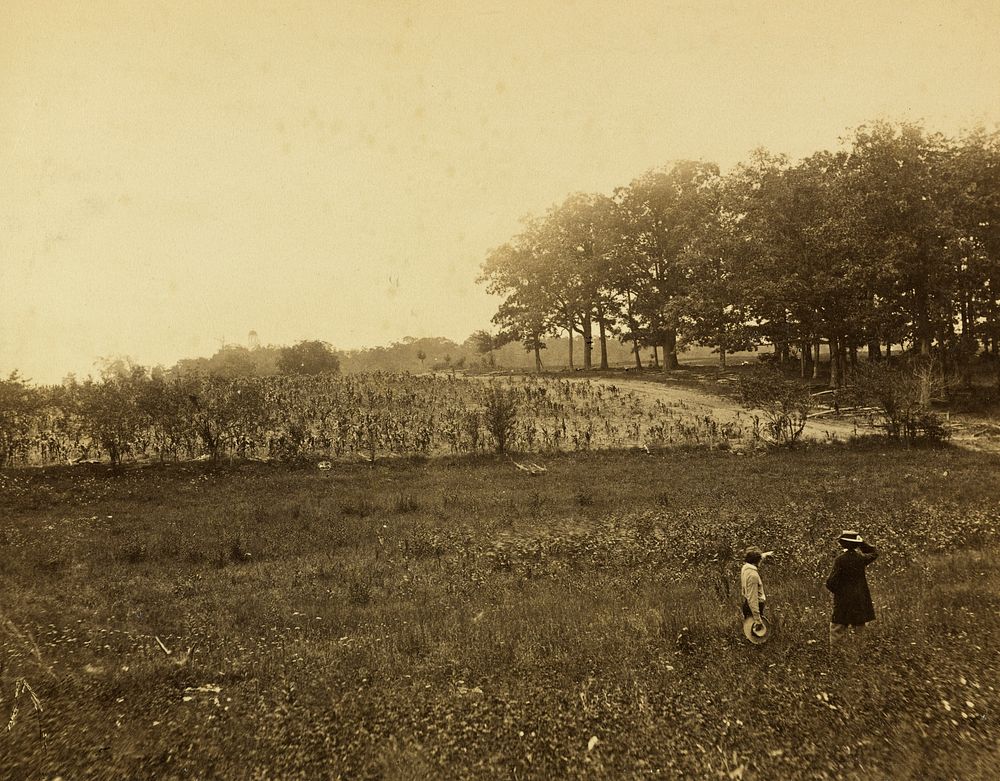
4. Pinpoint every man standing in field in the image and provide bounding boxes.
[741,547,768,636]
[825,530,879,647]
